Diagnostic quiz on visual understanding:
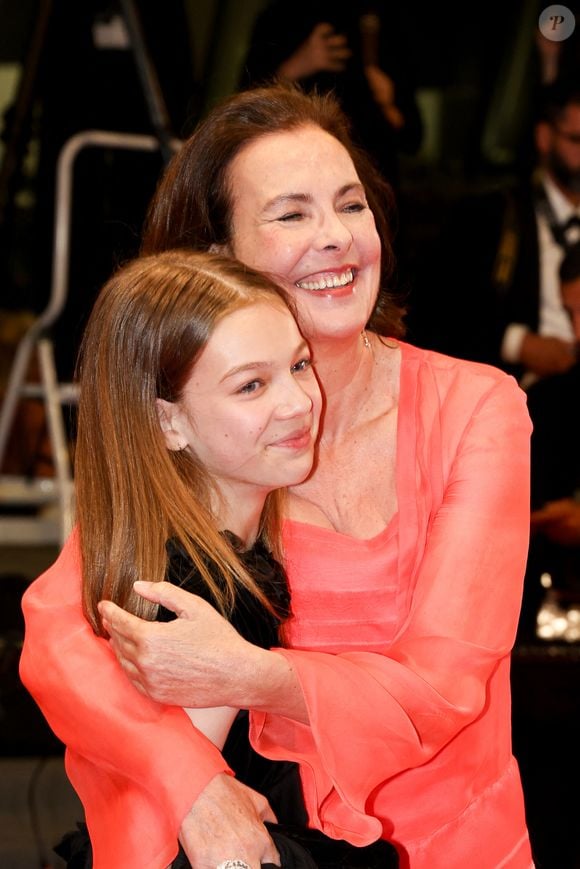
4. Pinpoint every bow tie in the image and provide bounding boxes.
[564,214,580,232]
